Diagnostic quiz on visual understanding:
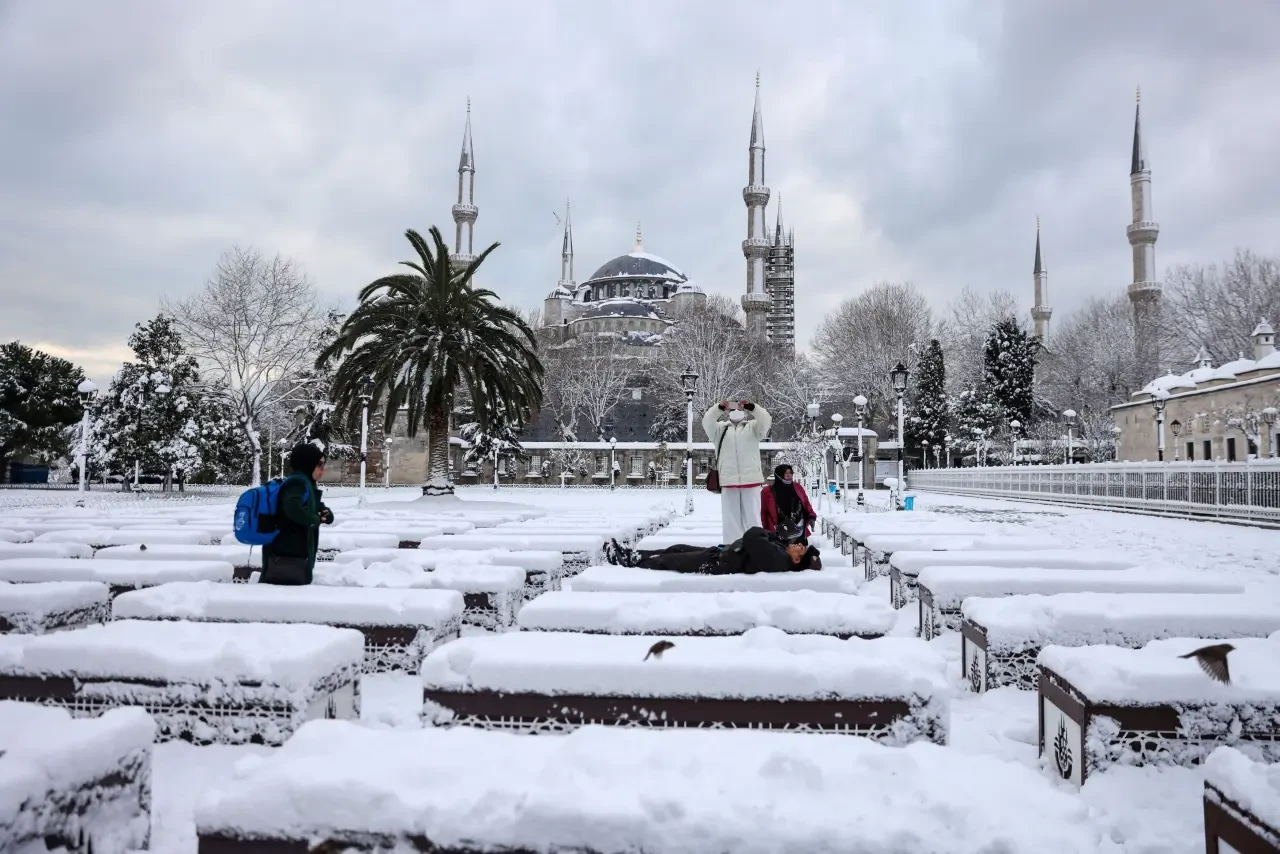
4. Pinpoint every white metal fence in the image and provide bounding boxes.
[908,460,1280,528]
